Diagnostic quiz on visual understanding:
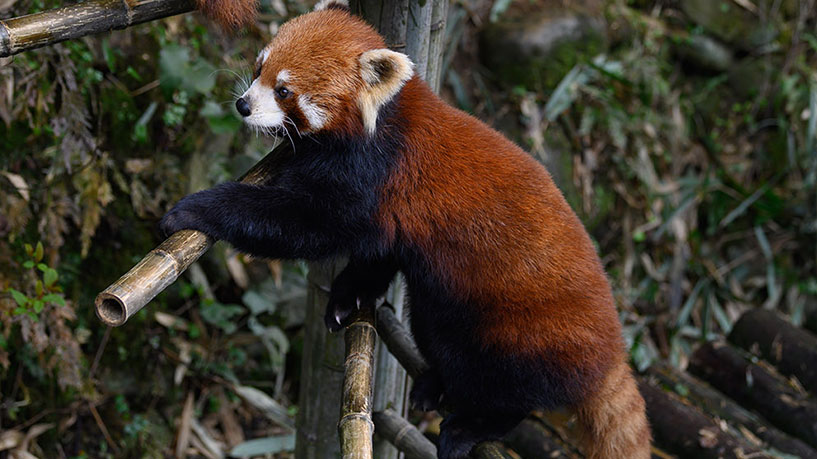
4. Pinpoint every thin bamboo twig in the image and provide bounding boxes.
[372,409,437,459]
[0,0,196,58]
[94,142,293,326]
[339,304,377,459]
